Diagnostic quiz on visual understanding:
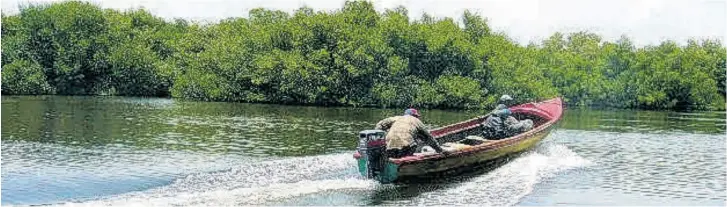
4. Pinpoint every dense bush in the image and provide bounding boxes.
[2,1,725,110]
